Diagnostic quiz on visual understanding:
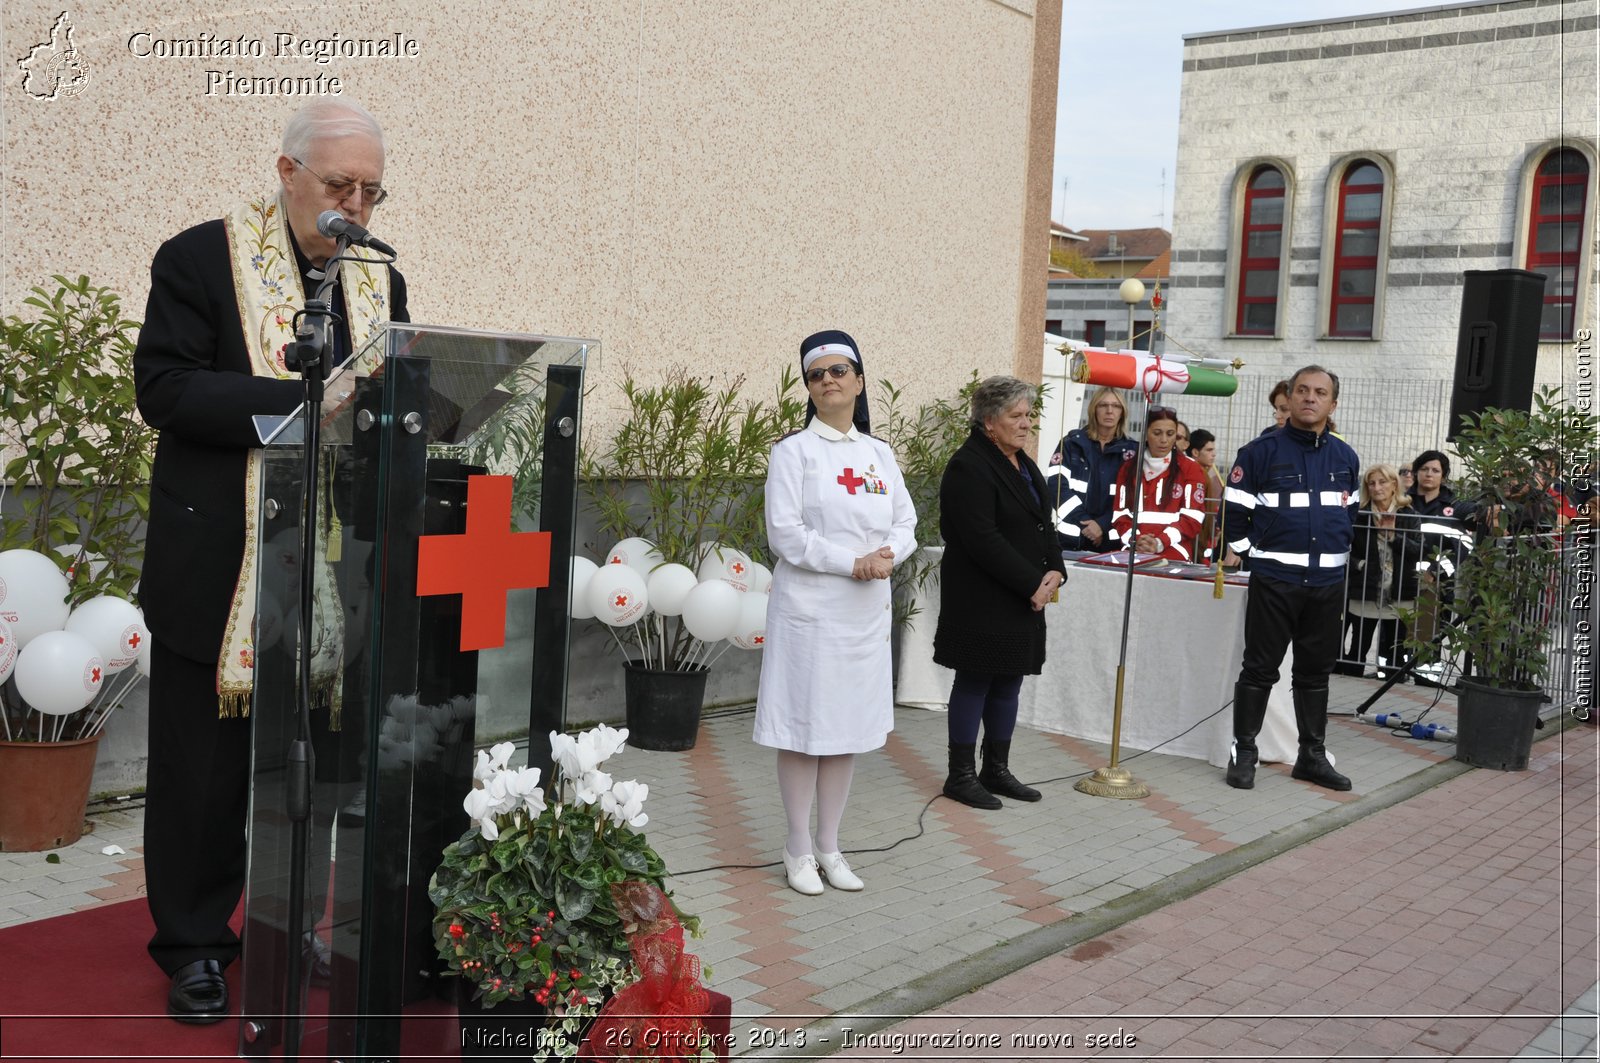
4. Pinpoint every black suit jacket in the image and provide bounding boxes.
[134,219,408,663]
[933,428,1067,676]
